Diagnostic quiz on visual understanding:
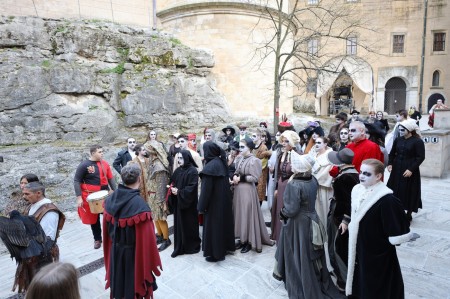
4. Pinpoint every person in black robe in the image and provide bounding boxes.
[197,141,235,262]
[387,119,425,221]
[103,164,162,299]
[347,159,419,299]
[169,150,201,258]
